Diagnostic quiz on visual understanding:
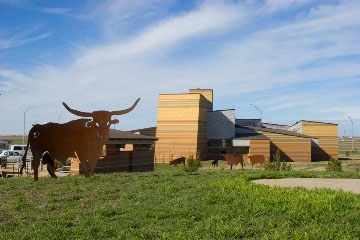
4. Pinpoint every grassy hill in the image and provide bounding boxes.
[0,135,27,145]
[1,165,360,239]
